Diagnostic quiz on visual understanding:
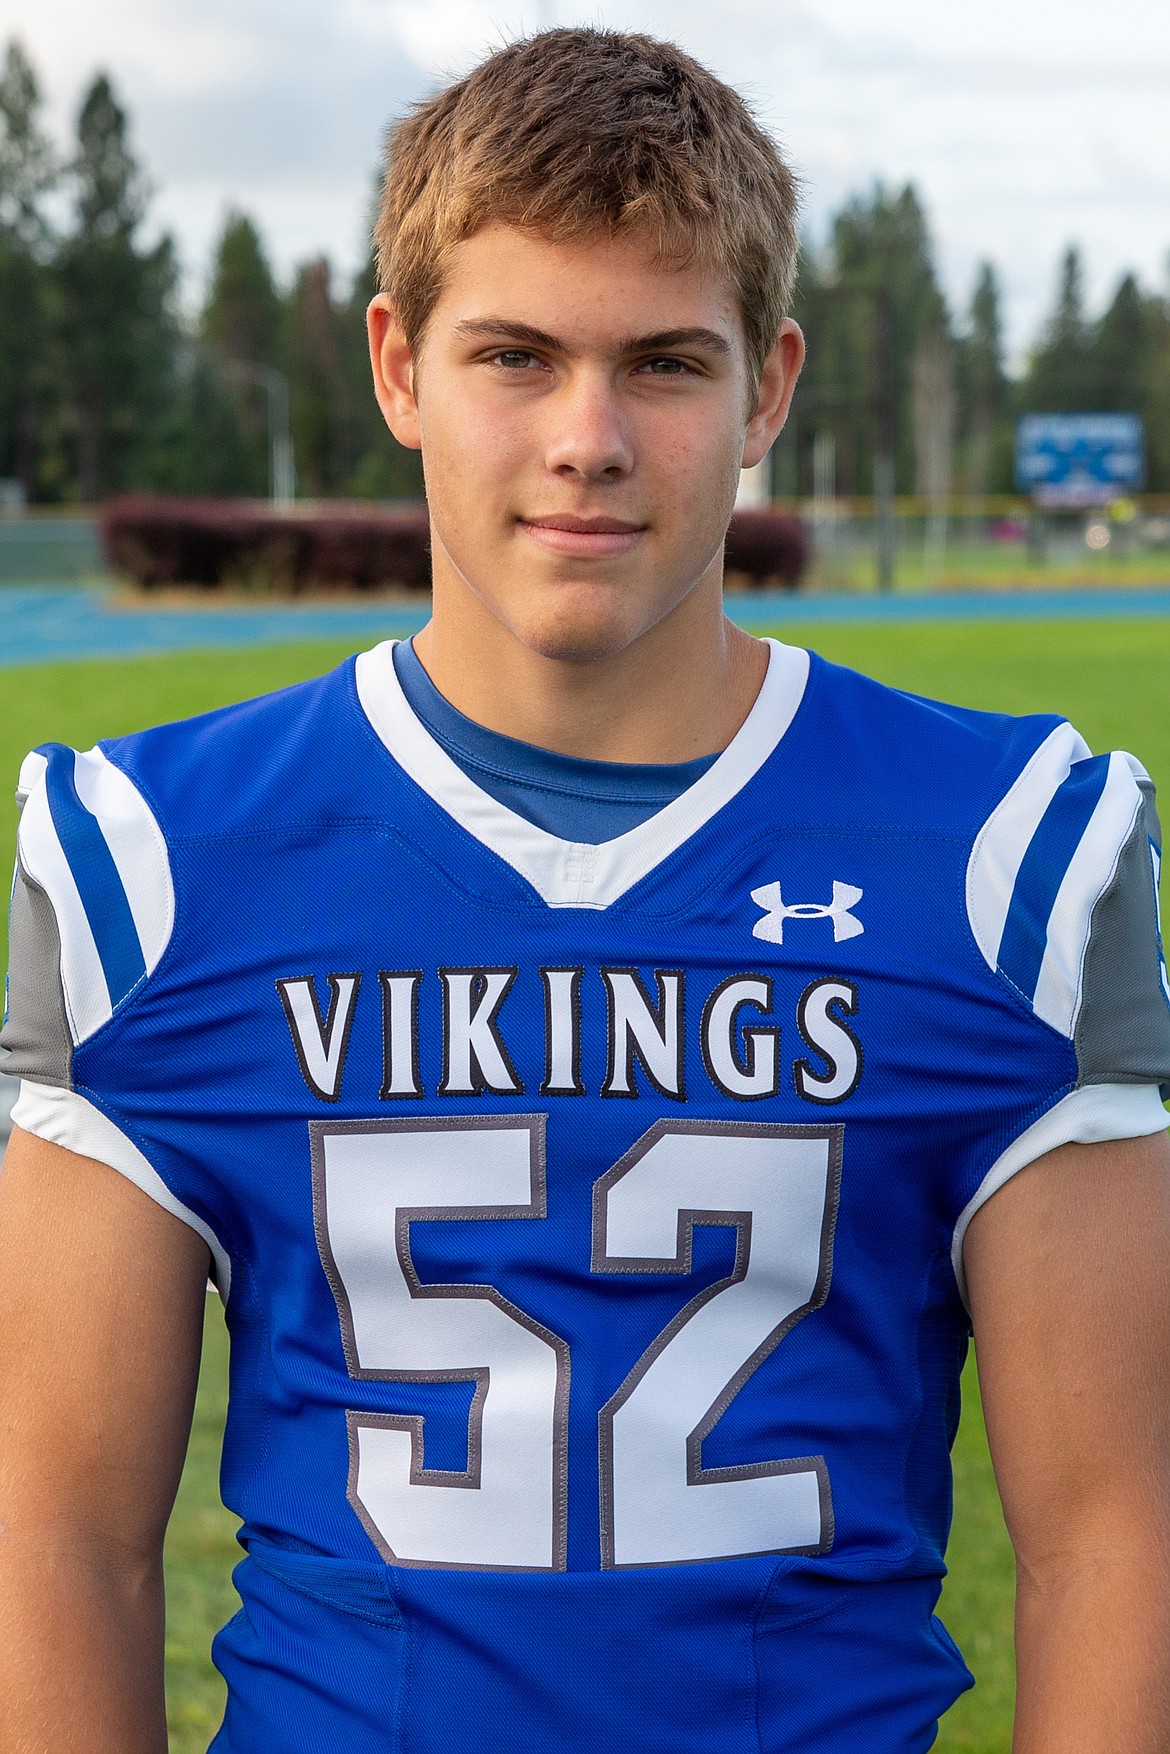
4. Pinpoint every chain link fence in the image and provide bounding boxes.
[789,497,1170,594]
[0,517,105,583]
